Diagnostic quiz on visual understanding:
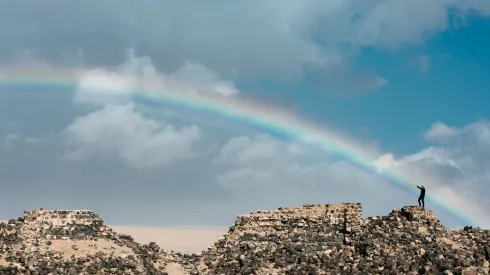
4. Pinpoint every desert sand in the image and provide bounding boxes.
[111,226,226,254]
